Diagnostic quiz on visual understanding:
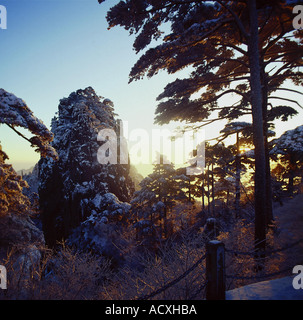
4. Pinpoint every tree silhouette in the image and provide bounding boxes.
[271,125,303,195]
[100,0,302,252]
[132,154,188,241]
[0,89,57,160]
[0,89,57,218]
